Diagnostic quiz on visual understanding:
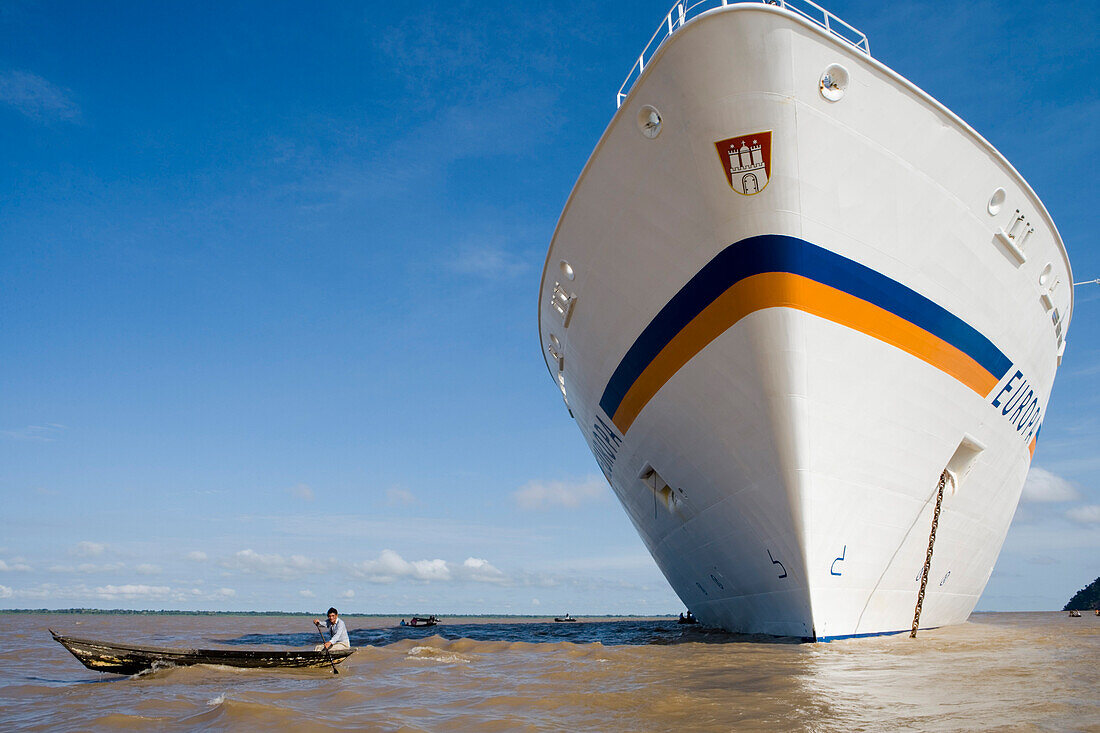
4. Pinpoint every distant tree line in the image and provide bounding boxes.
[1063,576,1100,611]
[1,608,668,617]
